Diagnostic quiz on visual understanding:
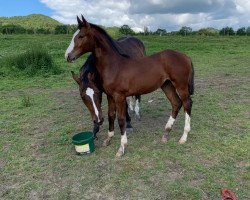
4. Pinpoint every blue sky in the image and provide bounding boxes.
[0,0,249,31]
[0,0,52,17]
